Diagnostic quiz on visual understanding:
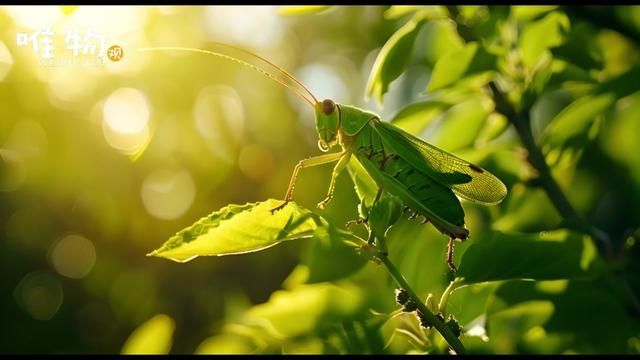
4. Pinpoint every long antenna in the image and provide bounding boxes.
[137,46,317,109]
[207,41,319,104]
